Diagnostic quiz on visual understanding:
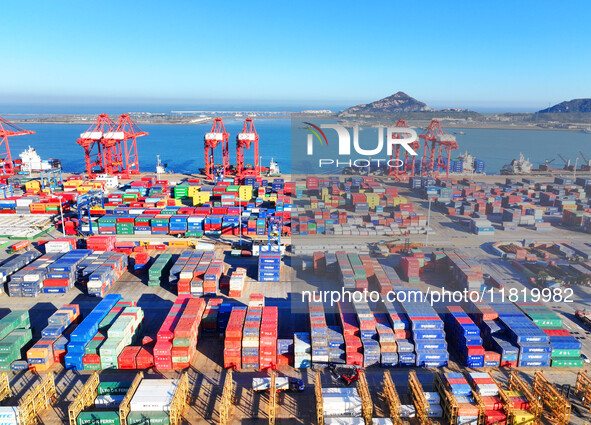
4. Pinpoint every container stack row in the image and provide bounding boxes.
[259,306,278,369]
[309,299,329,365]
[0,311,32,371]
[445,306,485,367]
[258,250,281,282]
[27,304,79,372]
[466,372,507,425]
[171,297,206,369]
[154,296,190,370]
[441,372,479,425]
[242,295,264,370]
[148,254,172,287]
